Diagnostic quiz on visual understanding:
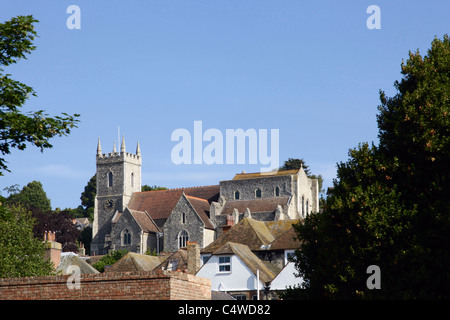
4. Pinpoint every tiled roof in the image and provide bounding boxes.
[214,242,279,283]
[221,197,290,215]
[201,218,300,254]
[127,208,160,233]
[231,169,300,180]
[155,248,188,272]
[56,253,99,275]
[185,195,215,229]
[106,252,167,273]
[201,218,274,253]
[128,185,220,221]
